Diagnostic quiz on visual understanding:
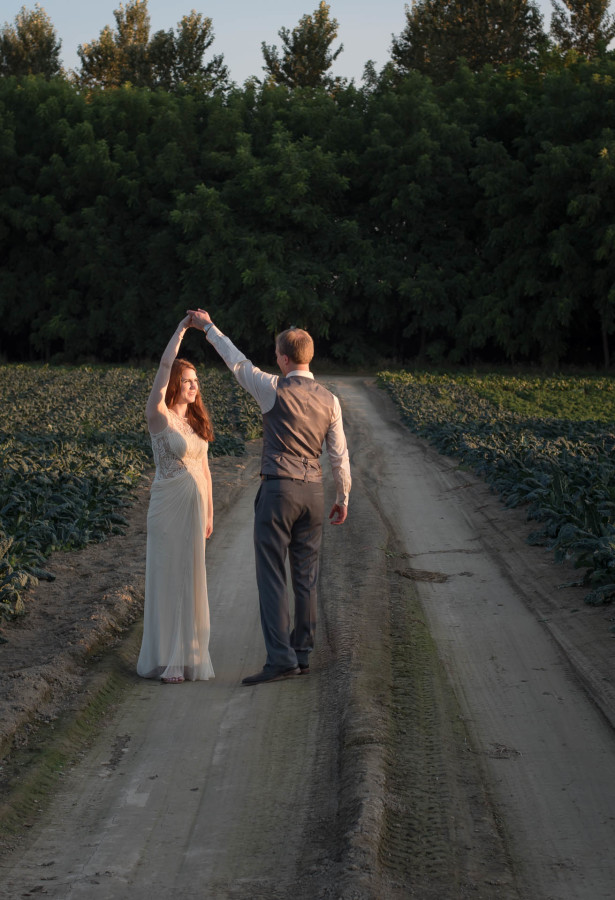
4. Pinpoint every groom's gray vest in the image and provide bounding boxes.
[261,376,335,481]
